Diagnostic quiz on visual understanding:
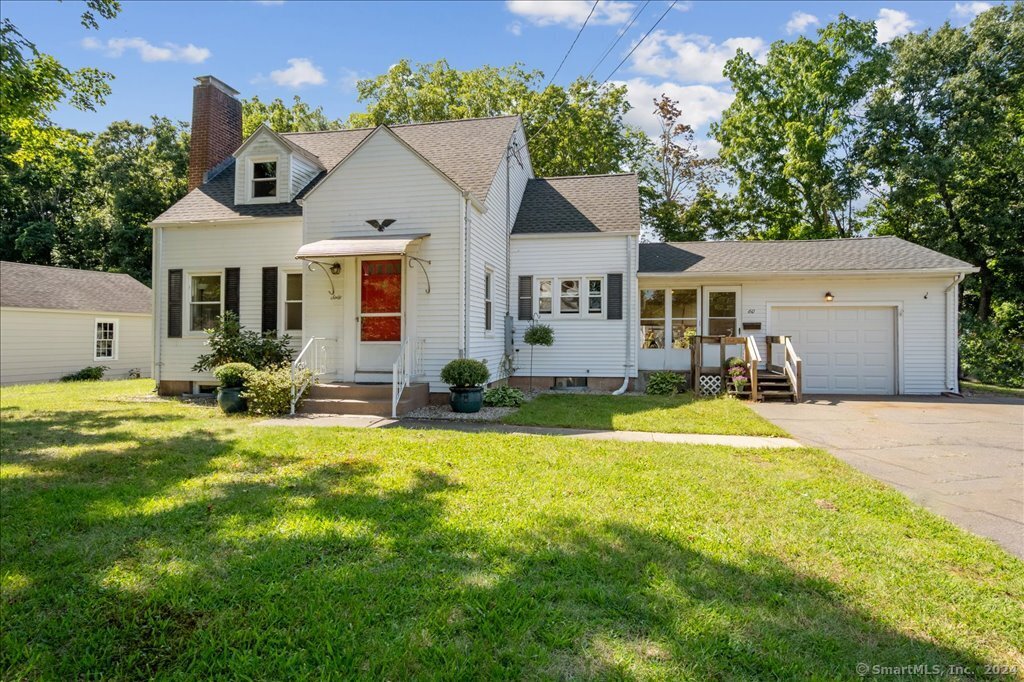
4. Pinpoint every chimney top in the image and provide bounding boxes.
[194,75,240,98]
